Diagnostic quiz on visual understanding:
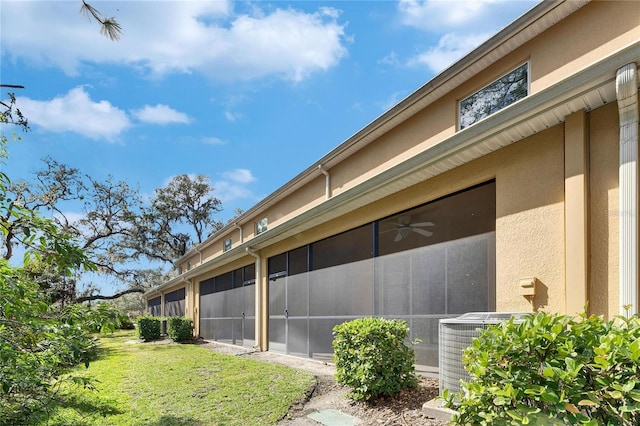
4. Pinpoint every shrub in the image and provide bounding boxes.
[1,263,117,425]
[332,317,418,401]
[167,316,193,342]
[118,314,136,330]
[137,316,161,341]
[443,311,640,425]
